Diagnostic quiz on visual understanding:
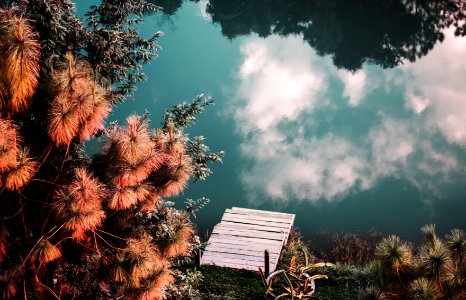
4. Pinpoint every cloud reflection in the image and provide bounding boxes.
[337,69,368,106]
[231,32,466,203]
[234,36,326,132]
[403,28,466,146]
